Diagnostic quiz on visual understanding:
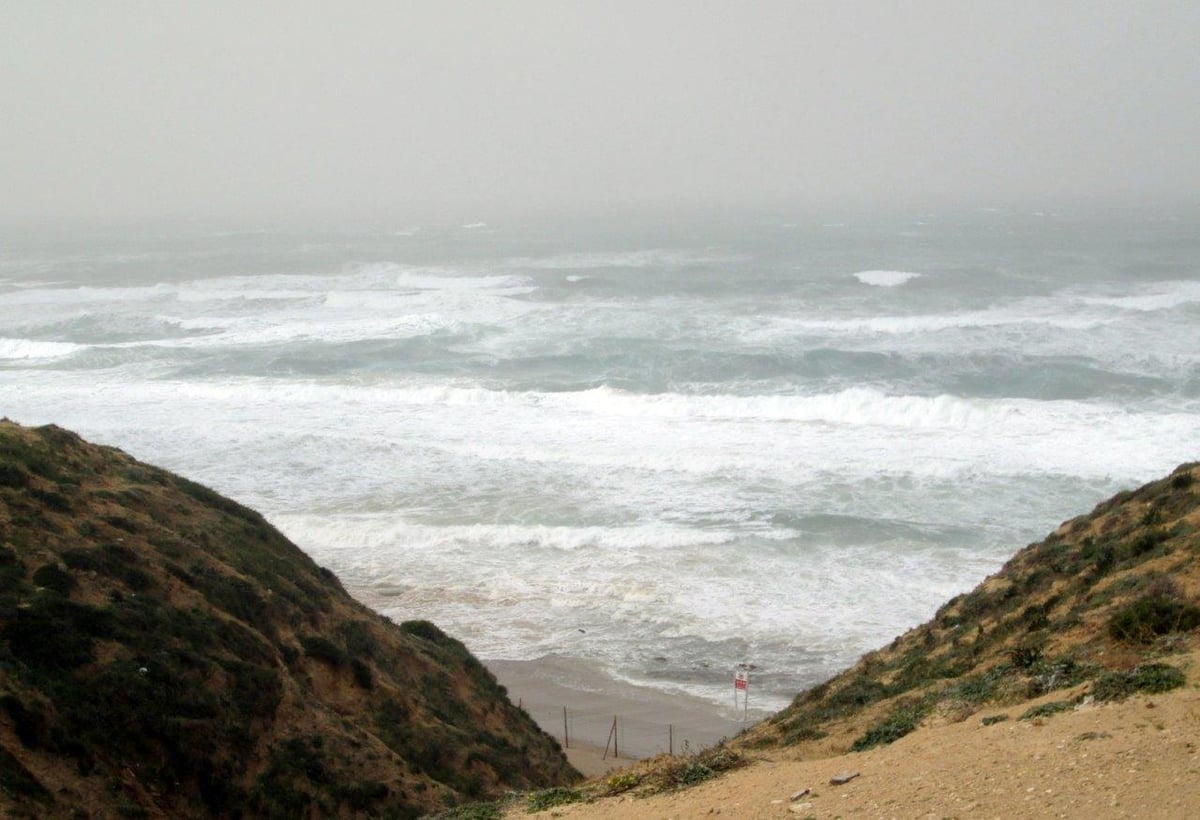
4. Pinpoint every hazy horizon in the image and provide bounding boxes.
[4,2,1199,228]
